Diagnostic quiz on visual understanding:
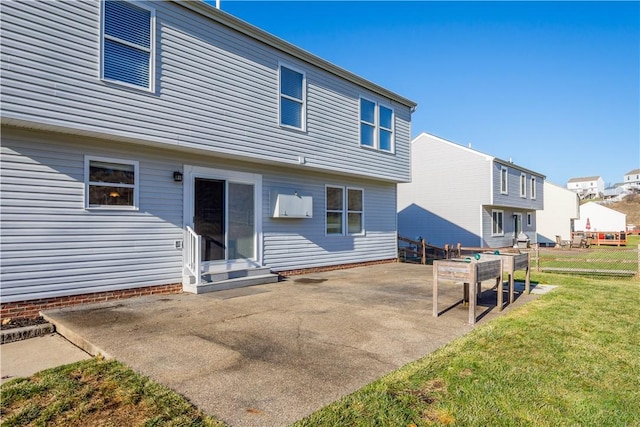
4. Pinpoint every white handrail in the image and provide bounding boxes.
[185,226,201,285]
